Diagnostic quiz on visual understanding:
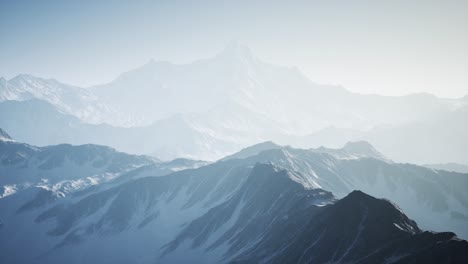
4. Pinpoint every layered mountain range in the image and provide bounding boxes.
[1,129,467,263]
[1,42,468,263]
[1,43,467,163]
